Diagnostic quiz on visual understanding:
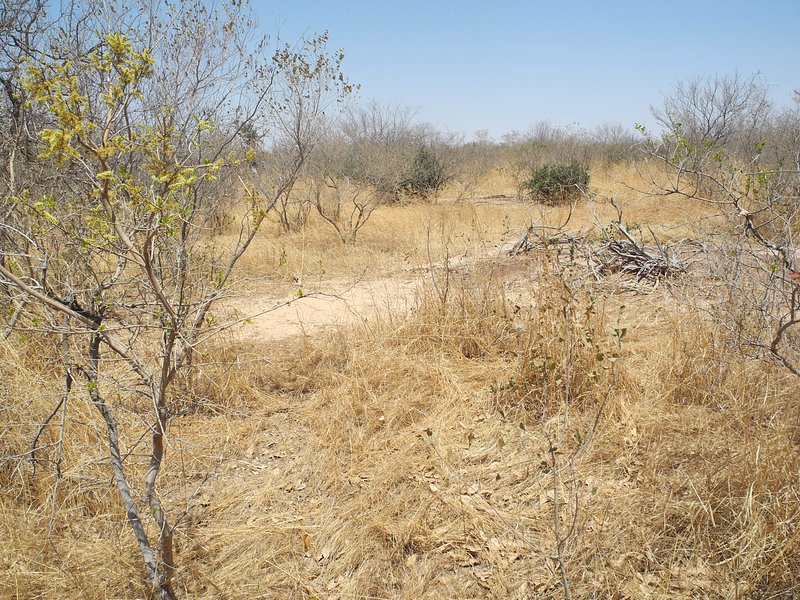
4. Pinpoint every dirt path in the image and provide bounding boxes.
[224,273,423,342]
[224,241,521,342]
